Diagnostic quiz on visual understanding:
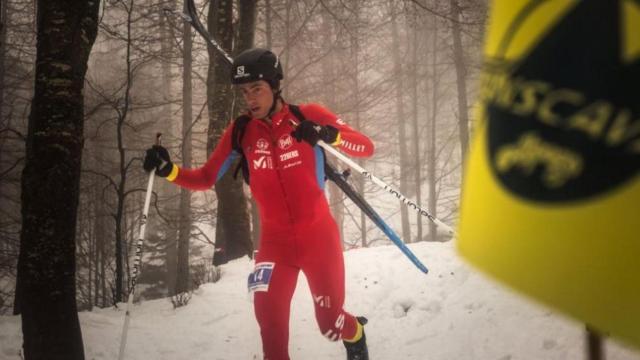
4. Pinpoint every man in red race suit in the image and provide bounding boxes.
[144,48,373,360]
